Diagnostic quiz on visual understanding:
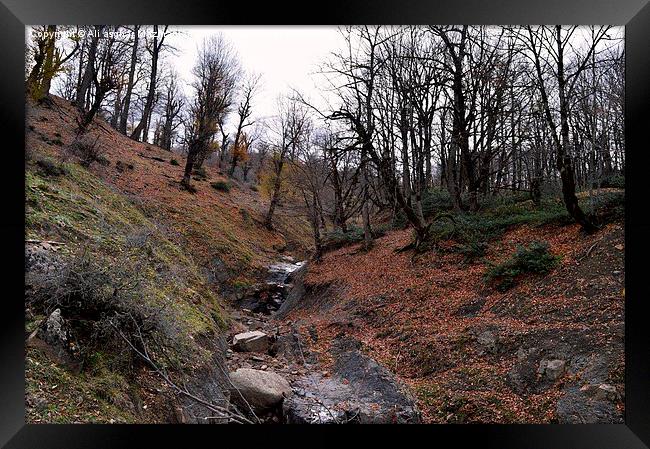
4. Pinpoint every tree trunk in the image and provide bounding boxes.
[132,25,161,141]
[265,159,284,229]
[555,26,598,233]
[119,26,139,134]
[75,28,100,110]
